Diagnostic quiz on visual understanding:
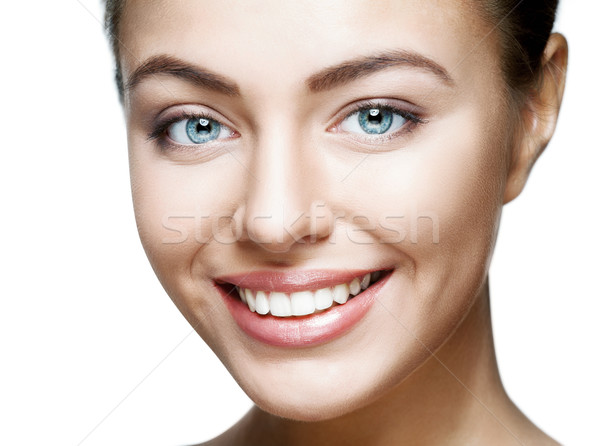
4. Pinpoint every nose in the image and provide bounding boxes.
[237,129,333,253]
